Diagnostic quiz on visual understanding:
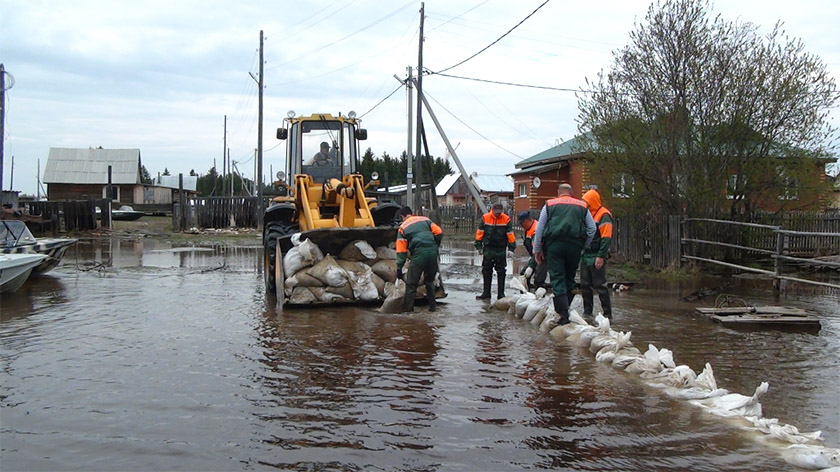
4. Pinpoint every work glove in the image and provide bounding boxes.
[474,241,482,251]
[396,269,403,281]
[508,243,516,253]
[477,248,483,256]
